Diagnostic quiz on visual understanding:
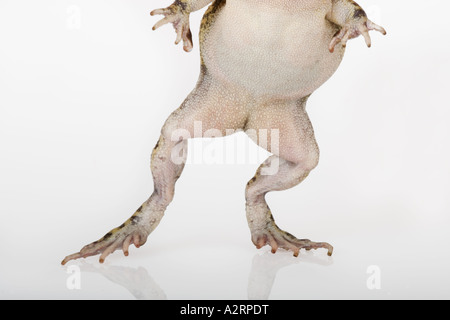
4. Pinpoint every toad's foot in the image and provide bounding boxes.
[61,223,148,265]
[329,19,386,53]
[61,205,164,265]
[151,4,193,52]
[251,222,333,257]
